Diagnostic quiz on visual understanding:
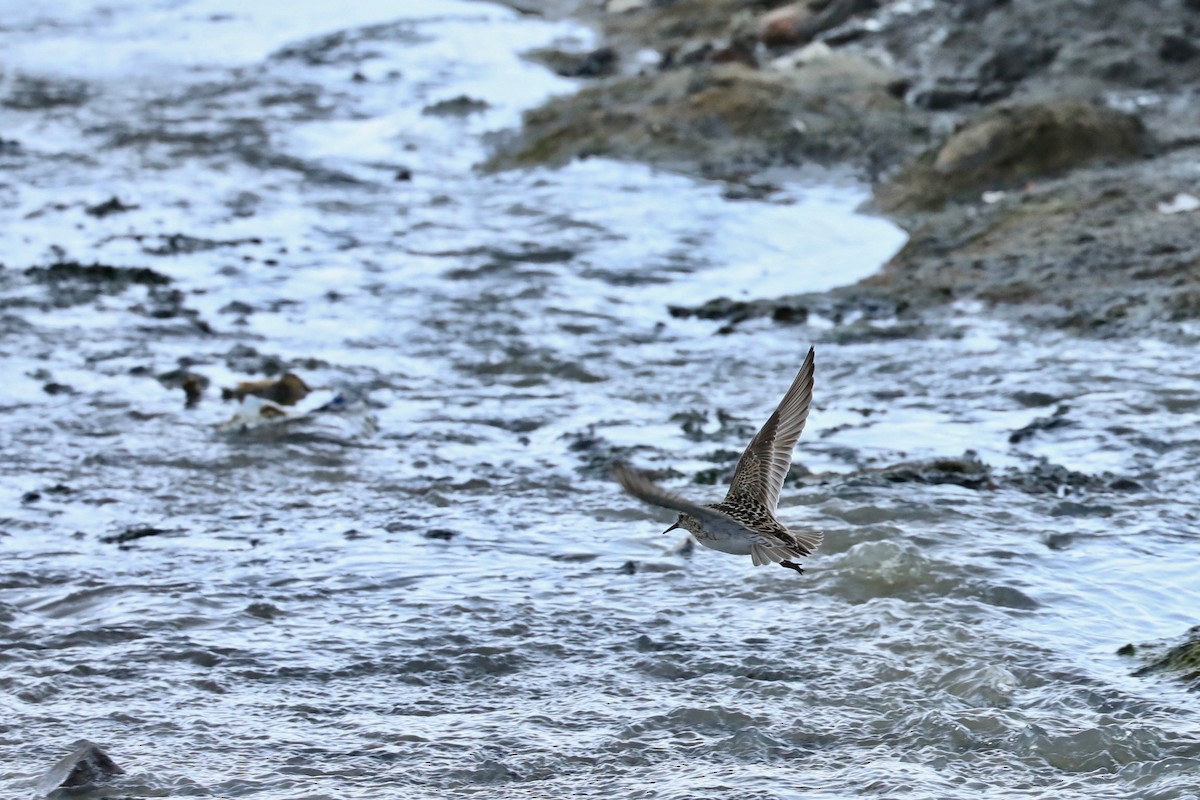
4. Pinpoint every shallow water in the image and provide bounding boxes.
[2,2,1199,799]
